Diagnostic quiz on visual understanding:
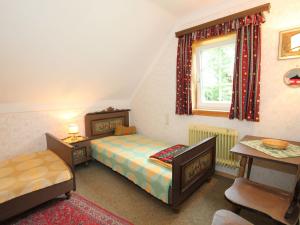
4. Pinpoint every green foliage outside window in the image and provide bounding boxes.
[201,44,235,103]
